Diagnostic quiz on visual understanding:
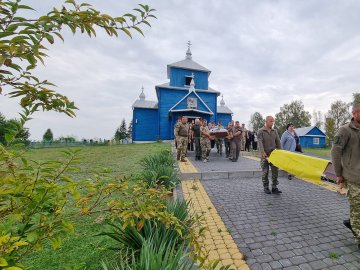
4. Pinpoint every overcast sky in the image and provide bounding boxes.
[1,0,360,140]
